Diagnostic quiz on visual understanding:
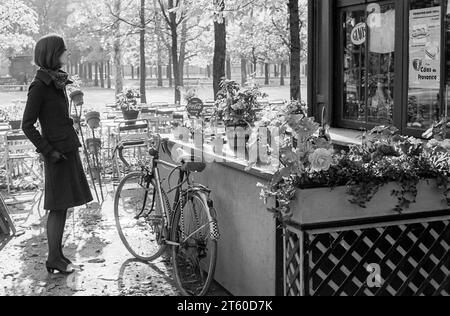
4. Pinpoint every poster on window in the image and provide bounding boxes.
[408,6,441,89]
